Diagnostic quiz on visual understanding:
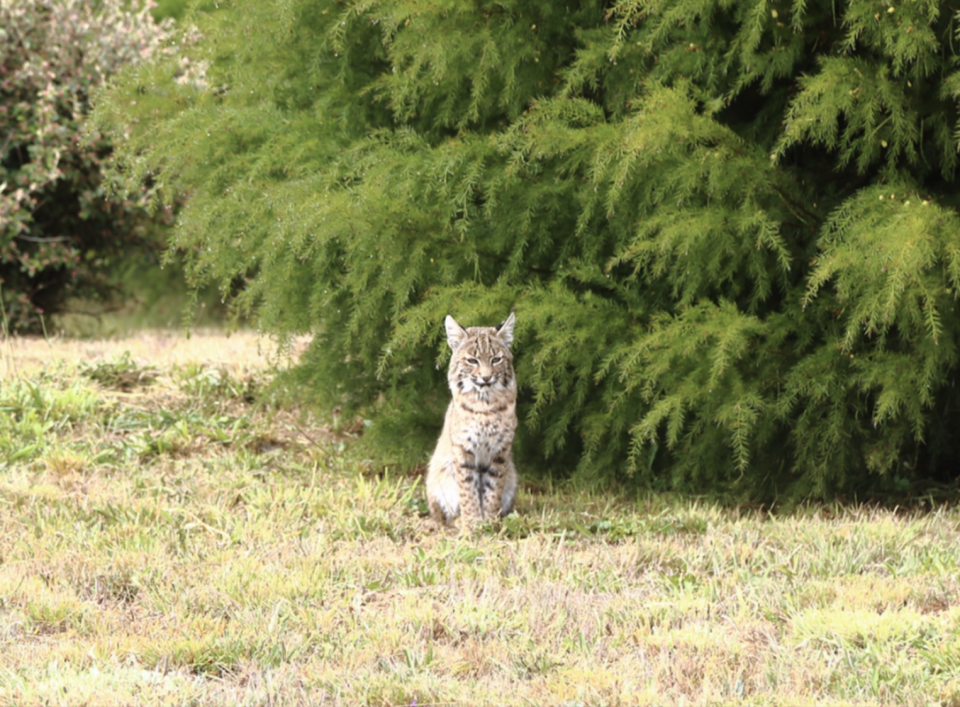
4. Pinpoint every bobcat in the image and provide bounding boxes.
[426,313,518,526]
